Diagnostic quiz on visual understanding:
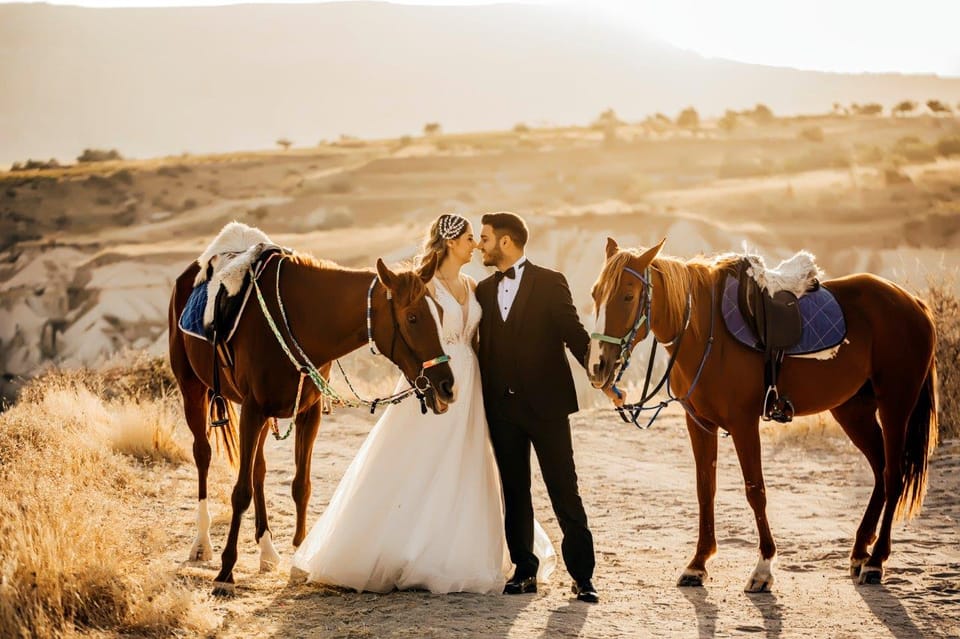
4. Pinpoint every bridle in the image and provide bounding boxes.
[366,277,450,407]
[592,263,715,432]
[590,266,653,387]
